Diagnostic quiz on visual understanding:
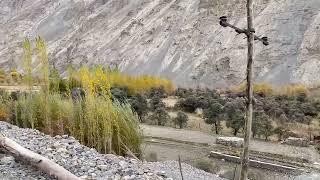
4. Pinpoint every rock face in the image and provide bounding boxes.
[216,137,244,148]
[1,0,320,88]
